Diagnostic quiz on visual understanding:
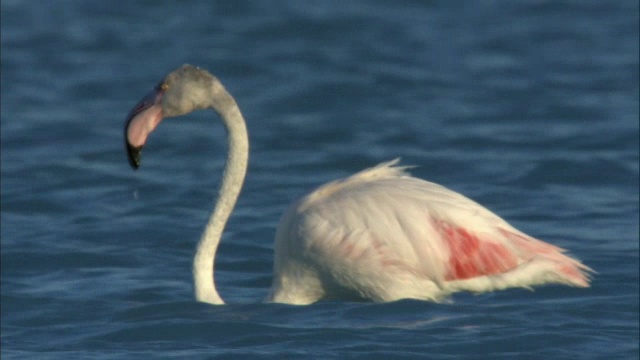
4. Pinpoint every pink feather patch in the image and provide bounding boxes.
[431,218,518,281]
